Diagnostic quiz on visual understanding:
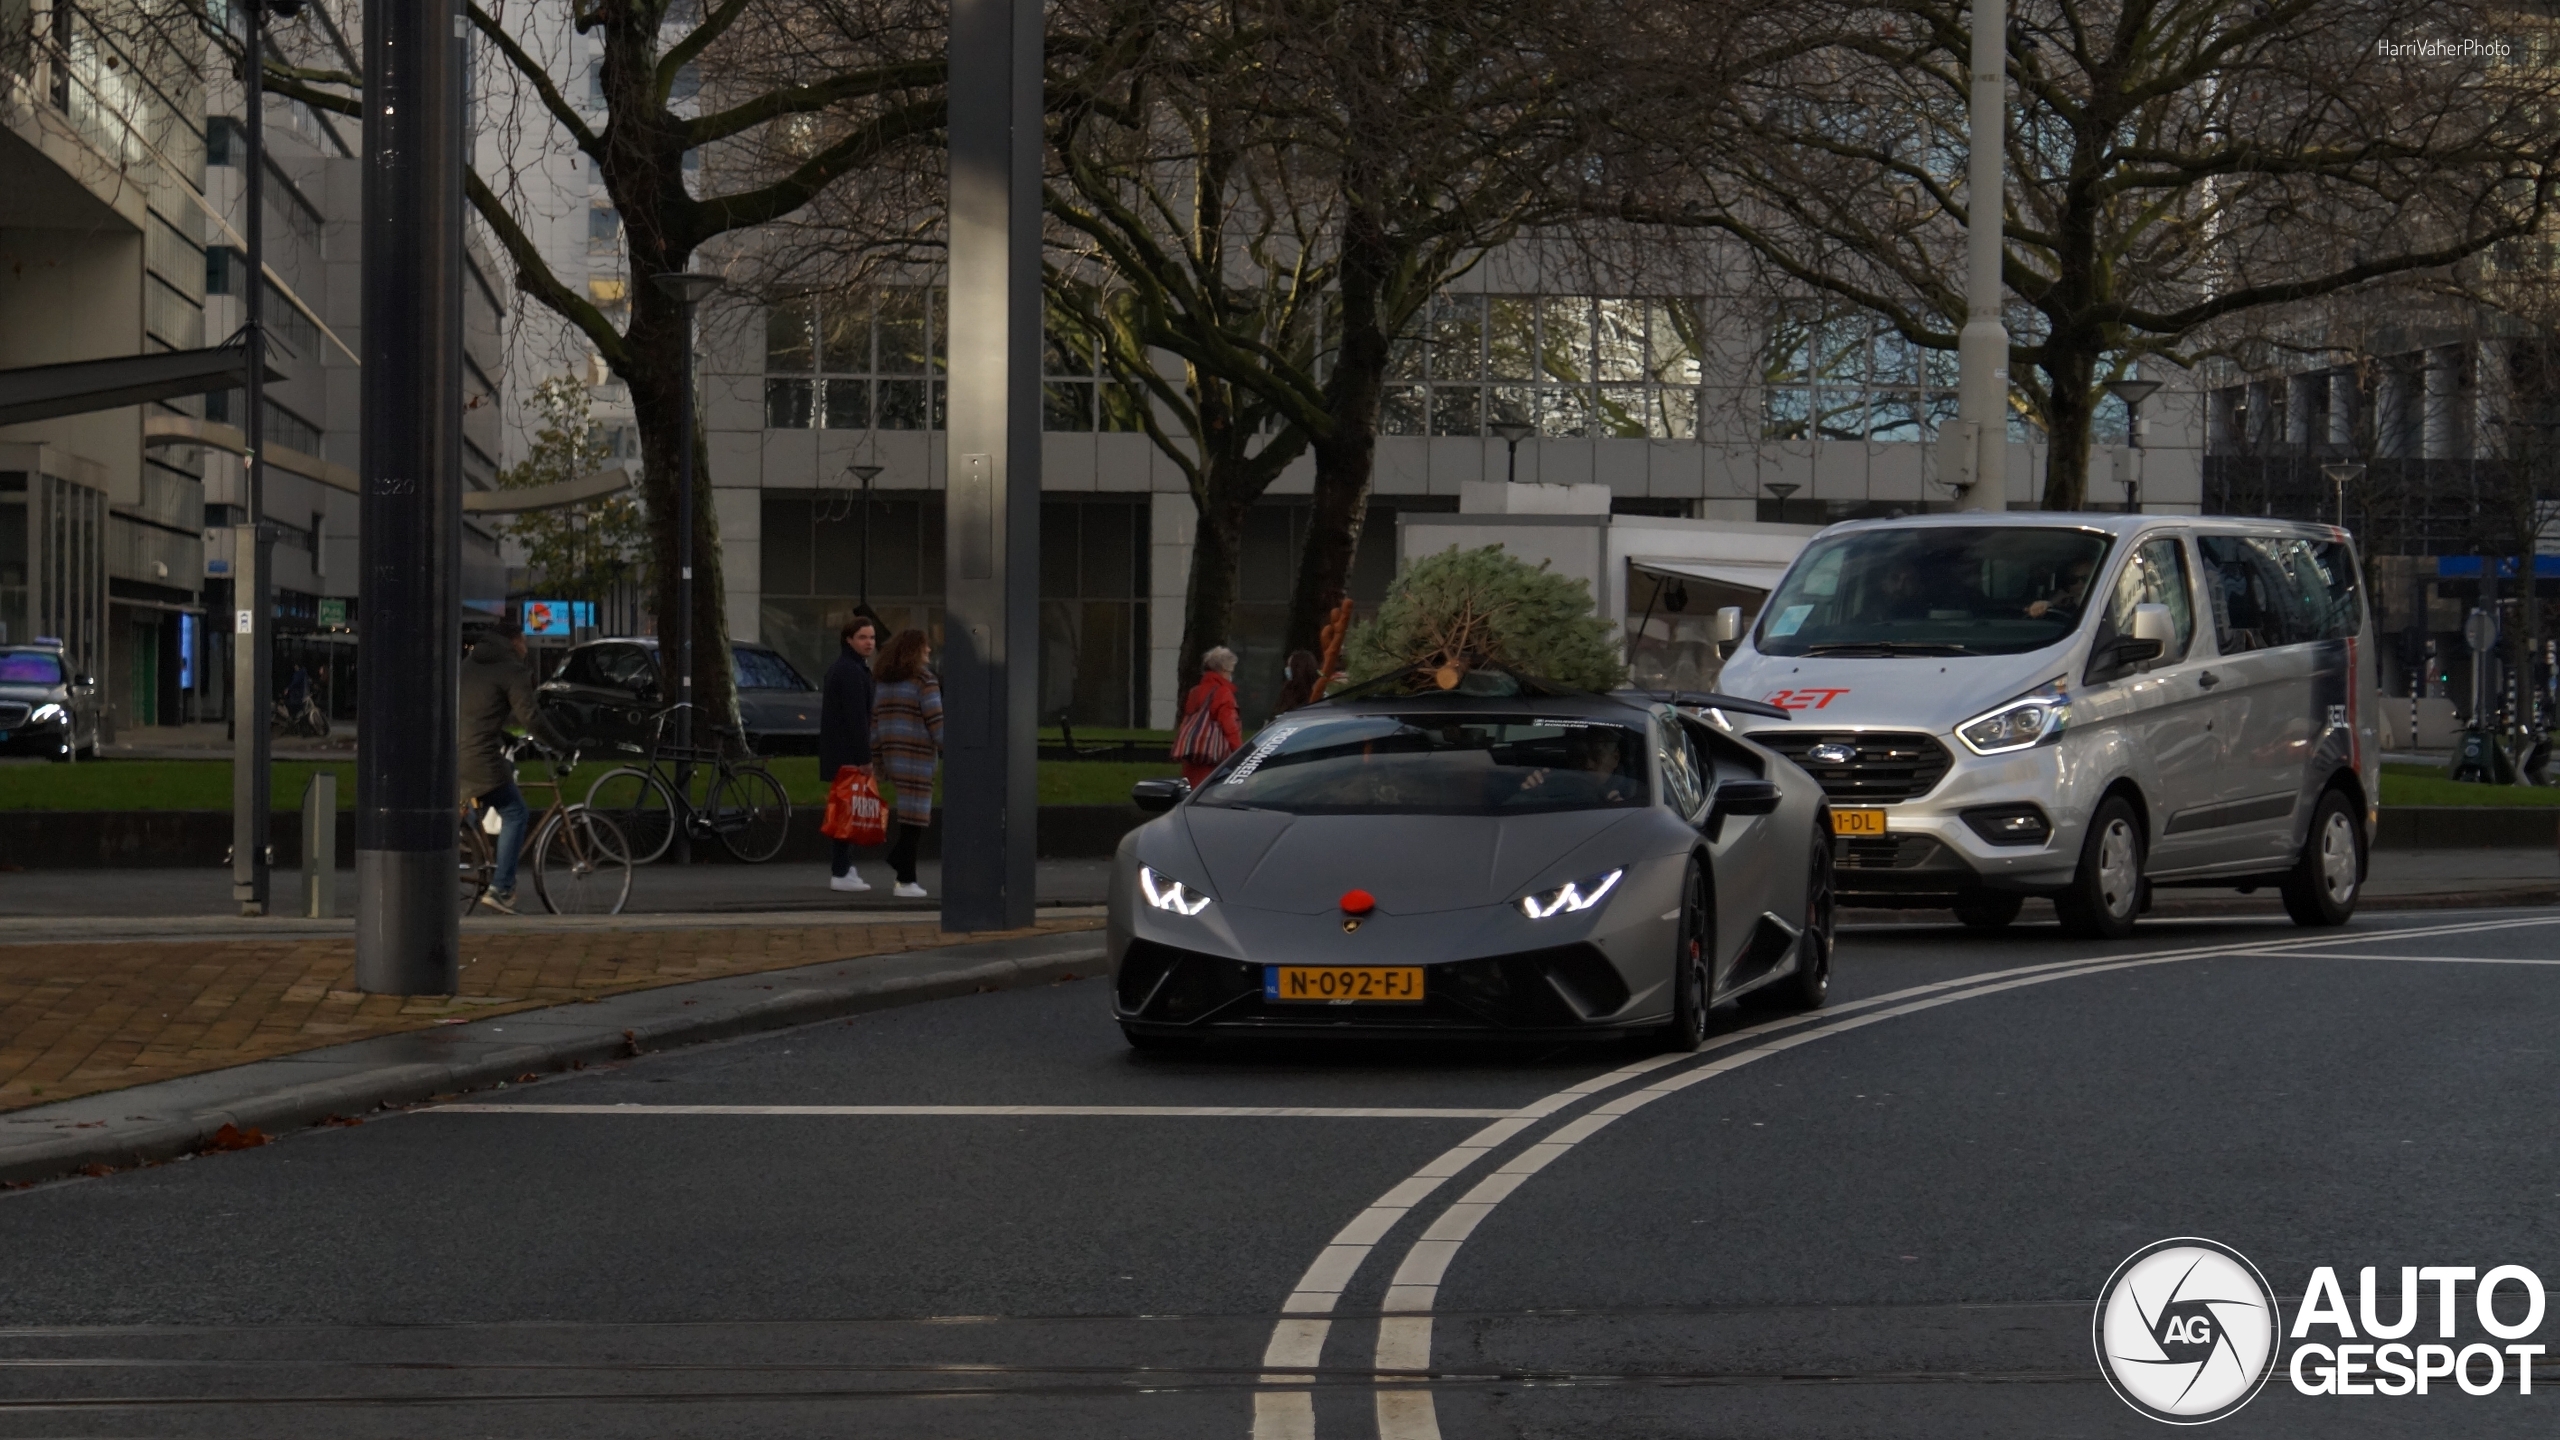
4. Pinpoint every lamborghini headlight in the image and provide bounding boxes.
[1520,868,1623,919]
[1957,691,2070,755]
[1138,866,1212,916]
